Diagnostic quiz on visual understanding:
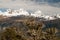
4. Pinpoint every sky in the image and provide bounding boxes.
[0,0,60,15]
